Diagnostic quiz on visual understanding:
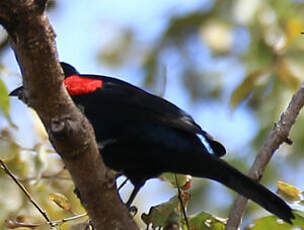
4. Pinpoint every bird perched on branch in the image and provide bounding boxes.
[10,62,294,223]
